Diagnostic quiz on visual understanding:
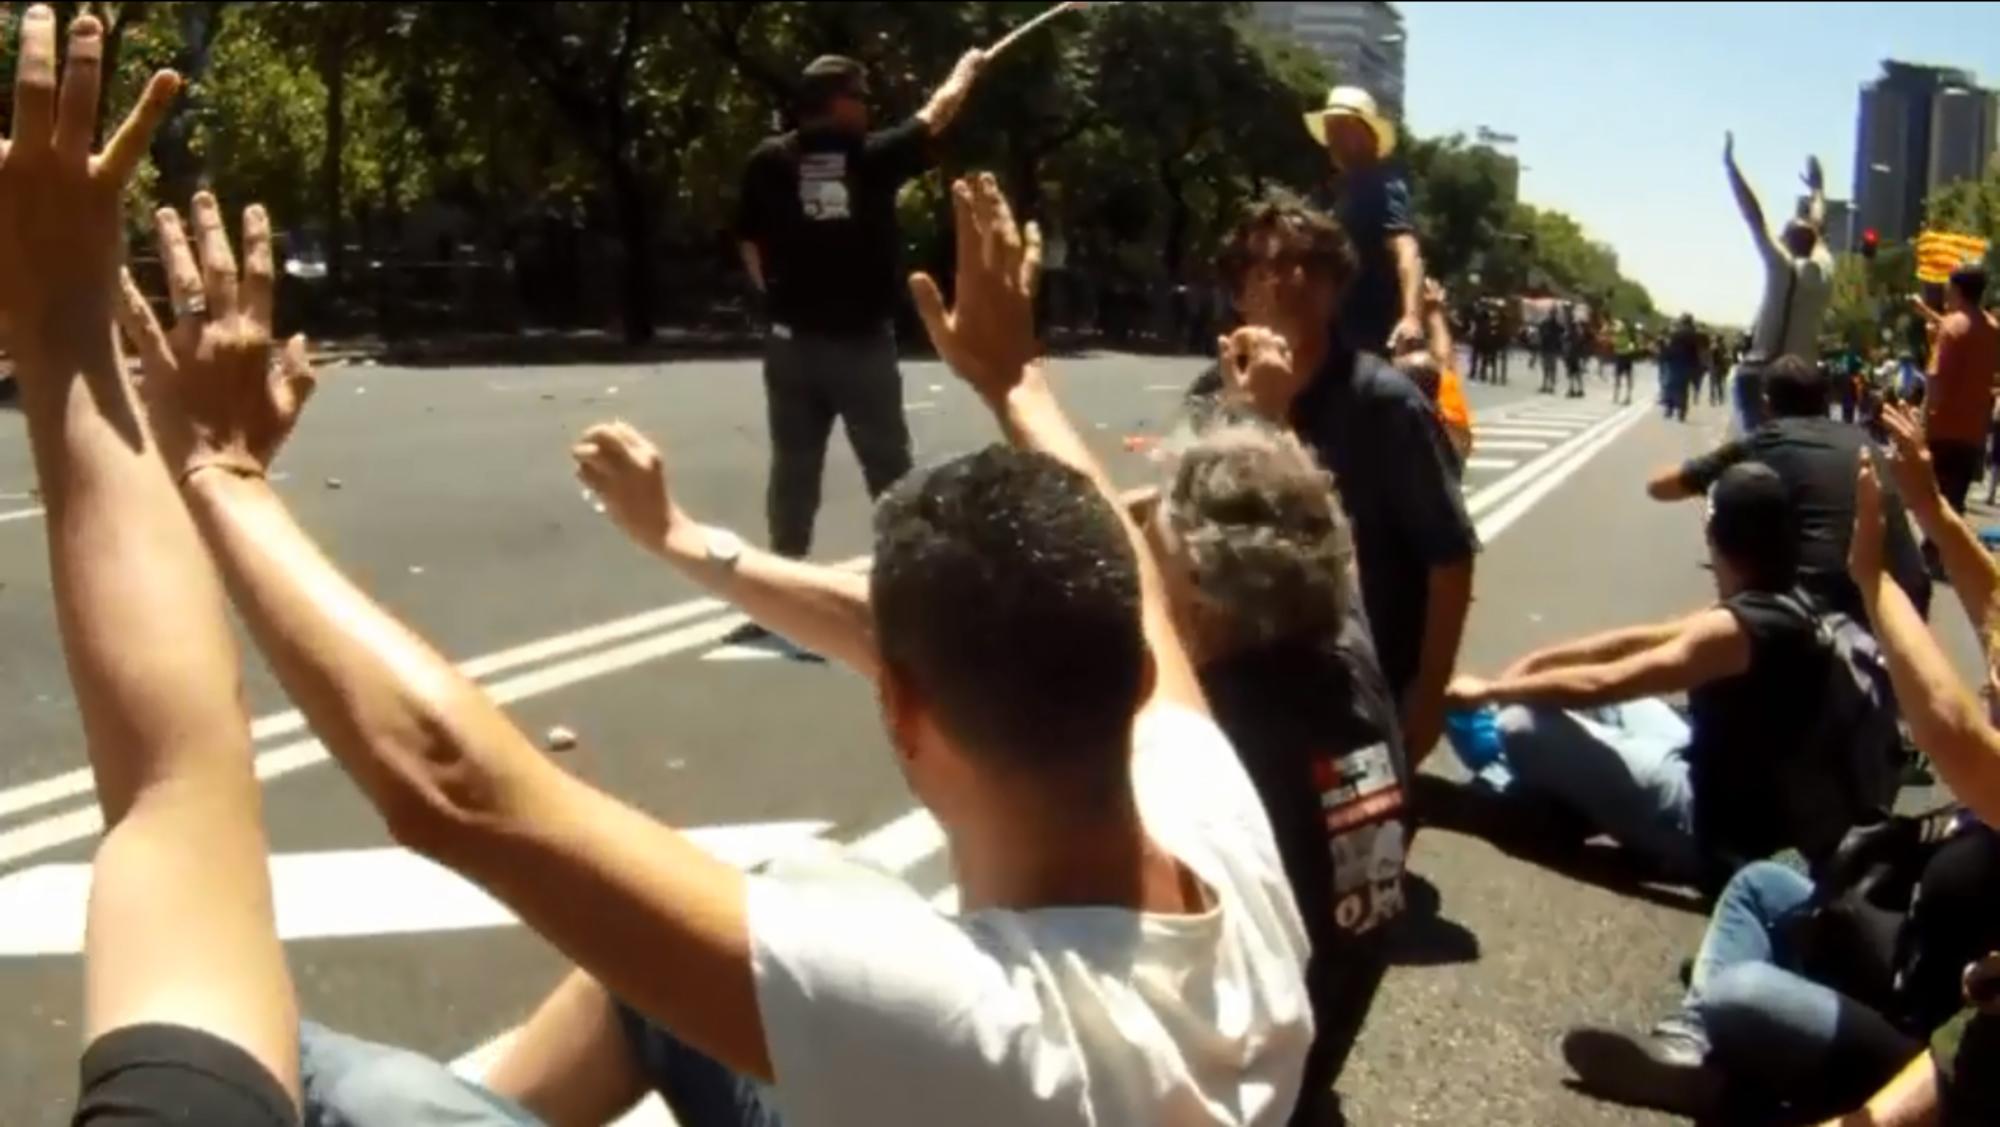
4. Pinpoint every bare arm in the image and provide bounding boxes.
[1502,614,1707,678]
[1818,1053,1940,1127]
[1724,133,1784,269]
[1421,279,1454,371]
[572,421,878,677]
[1804,155,1828,232]
[1648,463,1698,501]
[914,48,986,135]
[1393,233,1425,340]
[1,11,295,1094]
[1454,608,1750,711]
[1404,561,1472,764]
[738,241,764,294]
[1880,404,2000,636]
[910,173,1207,715]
